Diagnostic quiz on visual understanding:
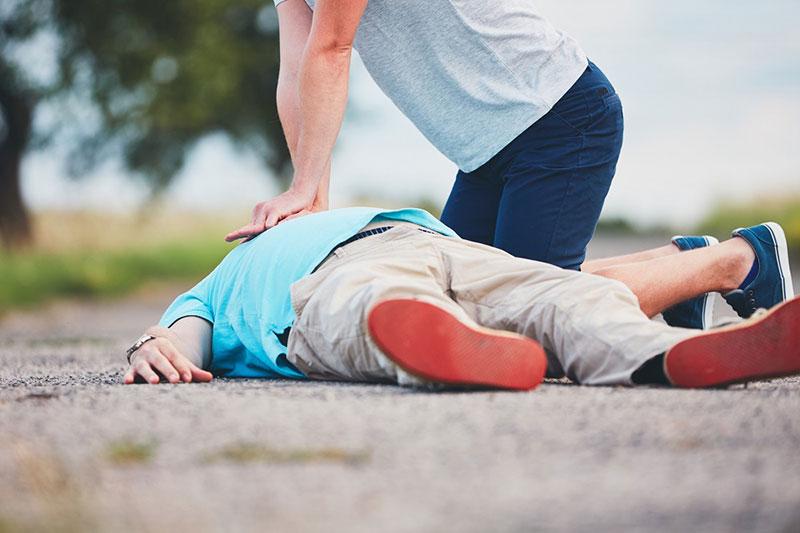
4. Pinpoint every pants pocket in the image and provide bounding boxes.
[548,89,622,138]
